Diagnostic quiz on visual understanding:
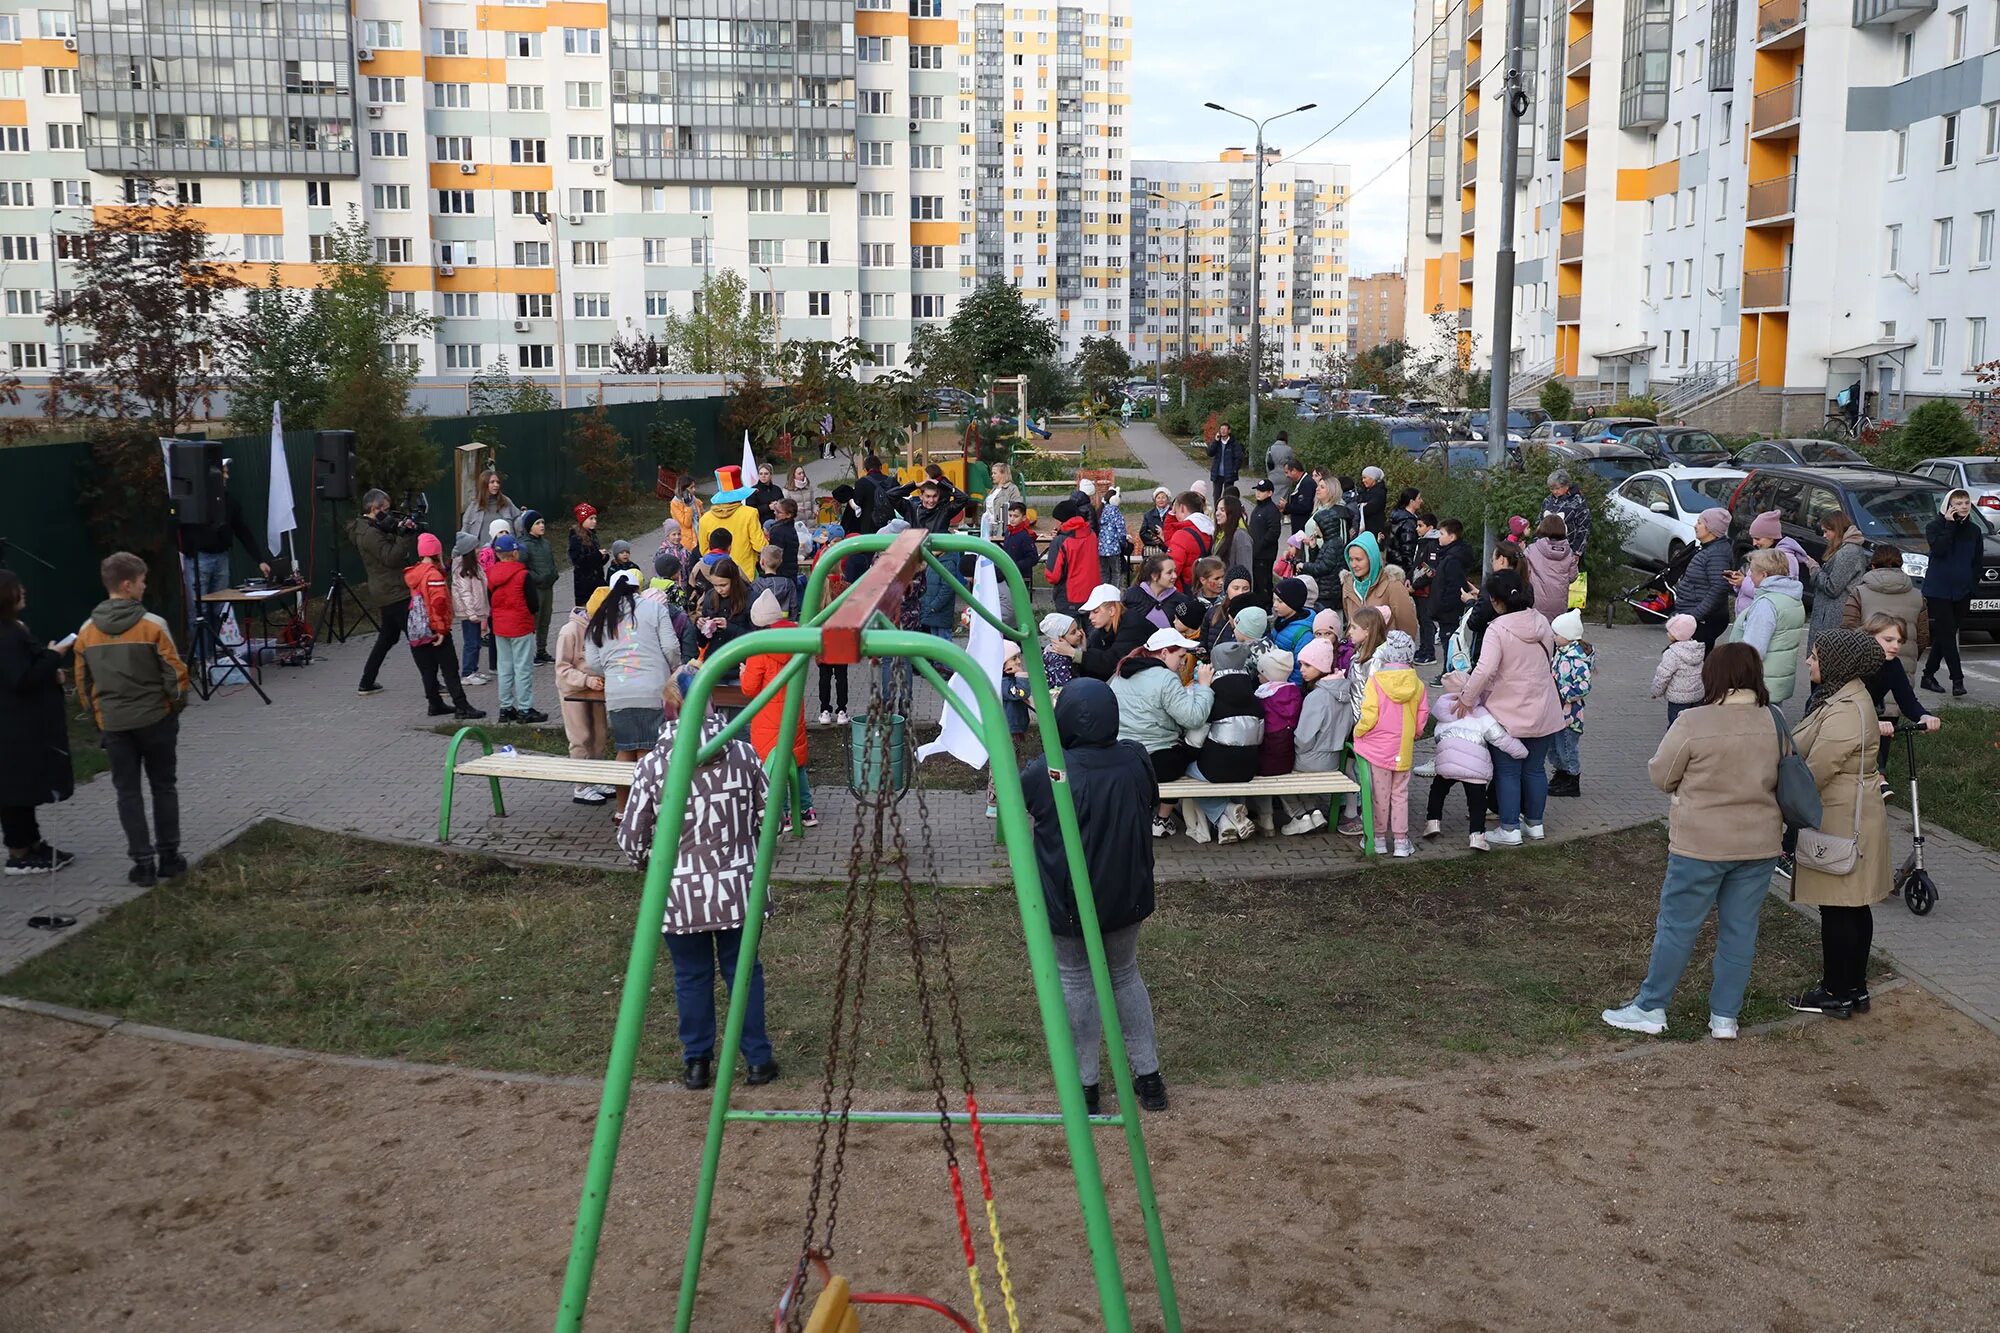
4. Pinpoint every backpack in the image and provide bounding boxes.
[406,595,438,646]
[1443,603,1476,675]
